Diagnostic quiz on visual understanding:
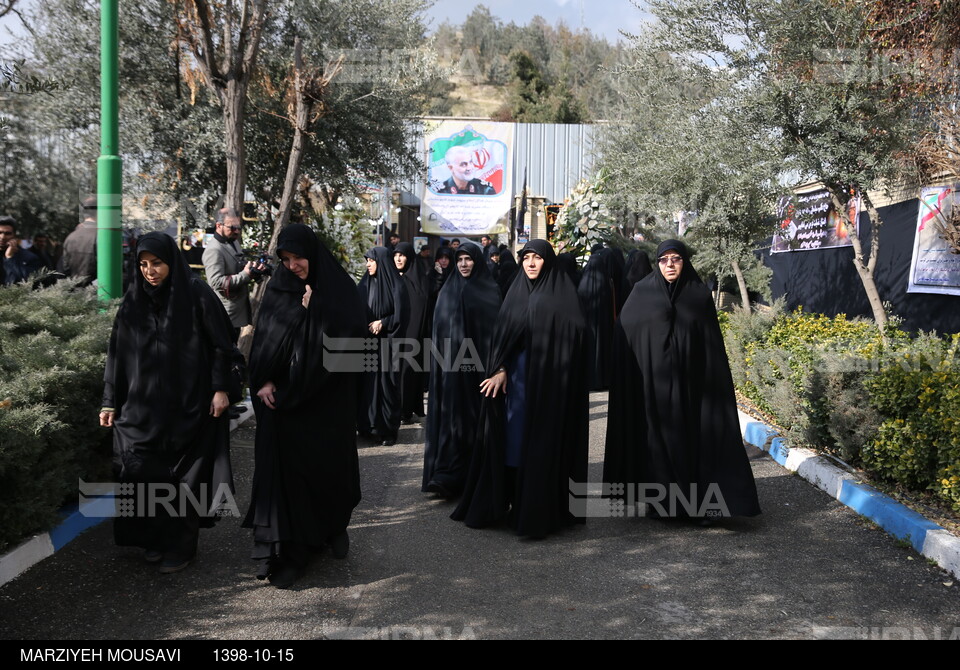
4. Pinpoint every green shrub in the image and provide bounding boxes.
[862,335,960,511]
[0,279,116,551]
[725,305,960,513]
